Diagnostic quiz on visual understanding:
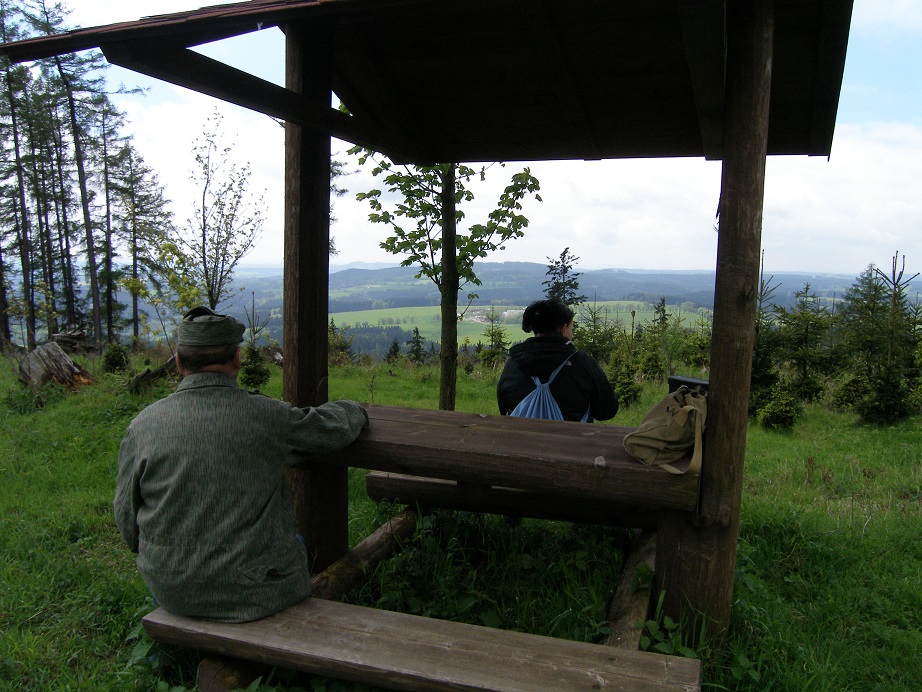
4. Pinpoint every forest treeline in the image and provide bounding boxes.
[1,2,266,354]
[0,2,176,350]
